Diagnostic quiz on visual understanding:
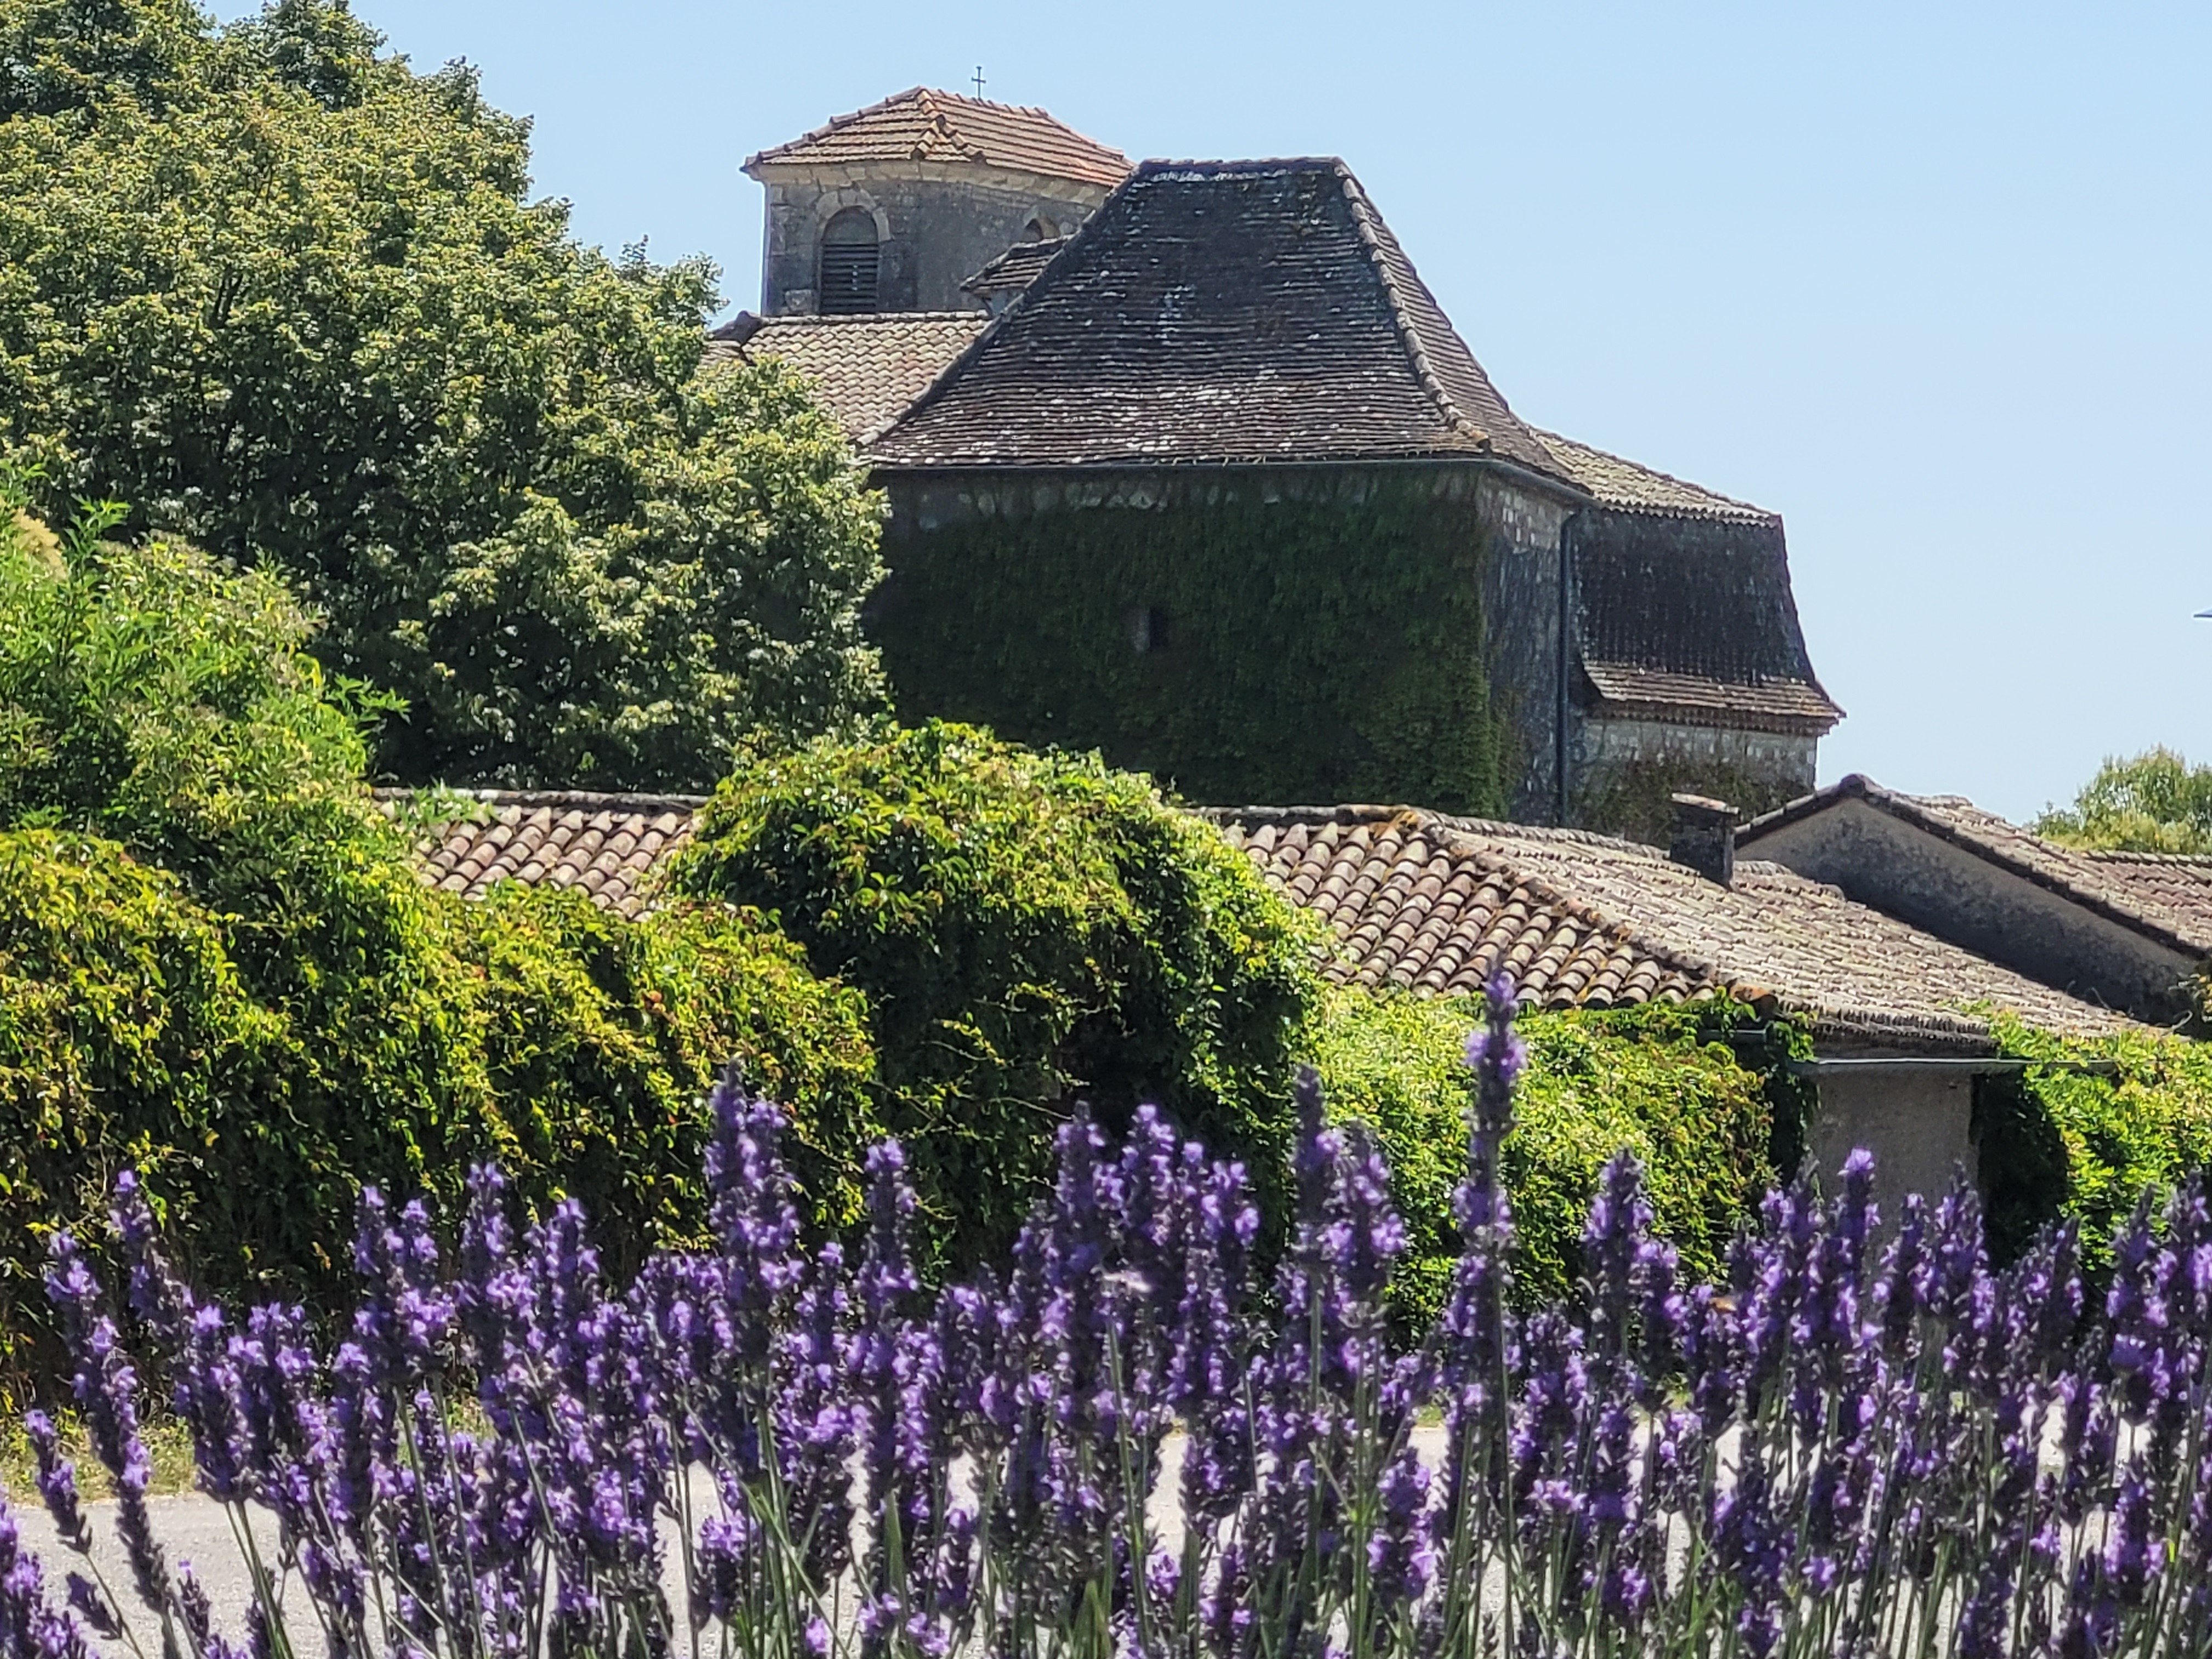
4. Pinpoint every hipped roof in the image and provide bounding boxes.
[867,159,1566,473]
[744,88,1131,190]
